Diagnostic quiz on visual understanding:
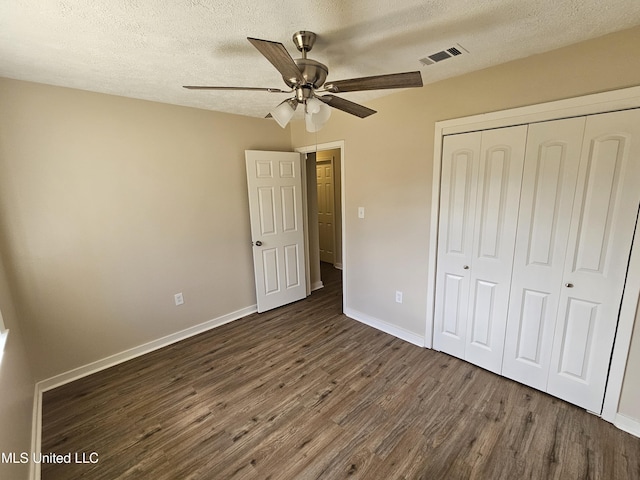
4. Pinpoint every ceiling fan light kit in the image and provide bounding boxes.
[270,98,298,128]
[184,31,424,132]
